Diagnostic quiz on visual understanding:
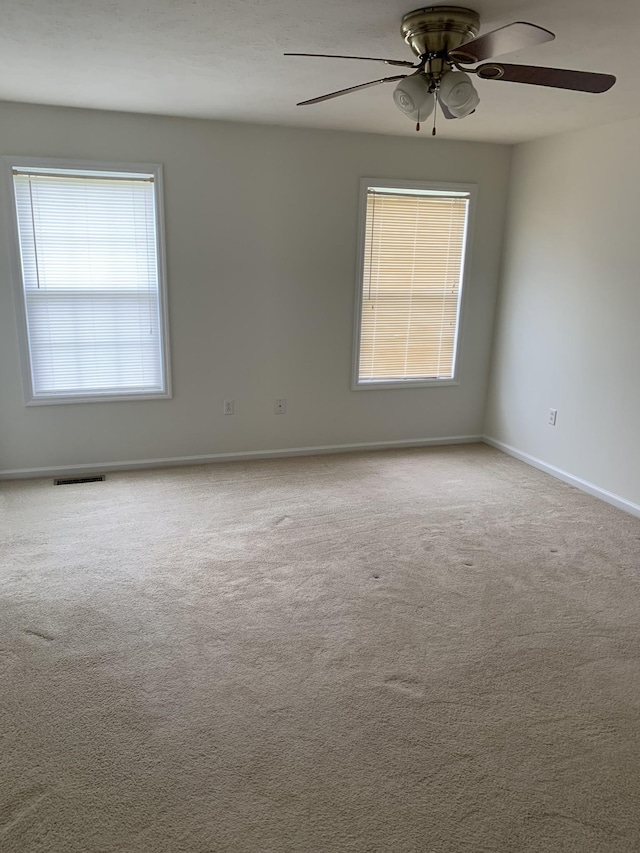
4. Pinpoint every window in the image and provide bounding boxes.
[353,179,474,389]
[6,157,170,404]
